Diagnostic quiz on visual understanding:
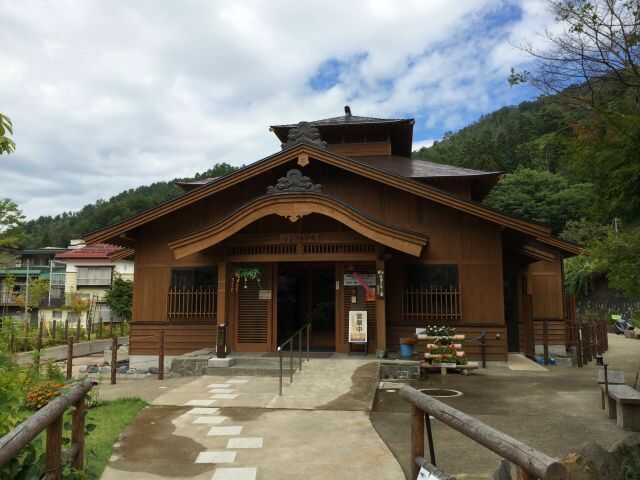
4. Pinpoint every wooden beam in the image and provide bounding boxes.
[399,386,567,480]
[169,193,428,259]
